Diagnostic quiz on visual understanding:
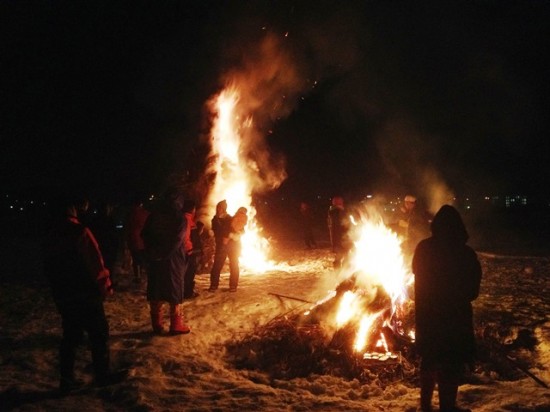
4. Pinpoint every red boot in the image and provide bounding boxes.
[169,304,190,335]
[149,301,164,335]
